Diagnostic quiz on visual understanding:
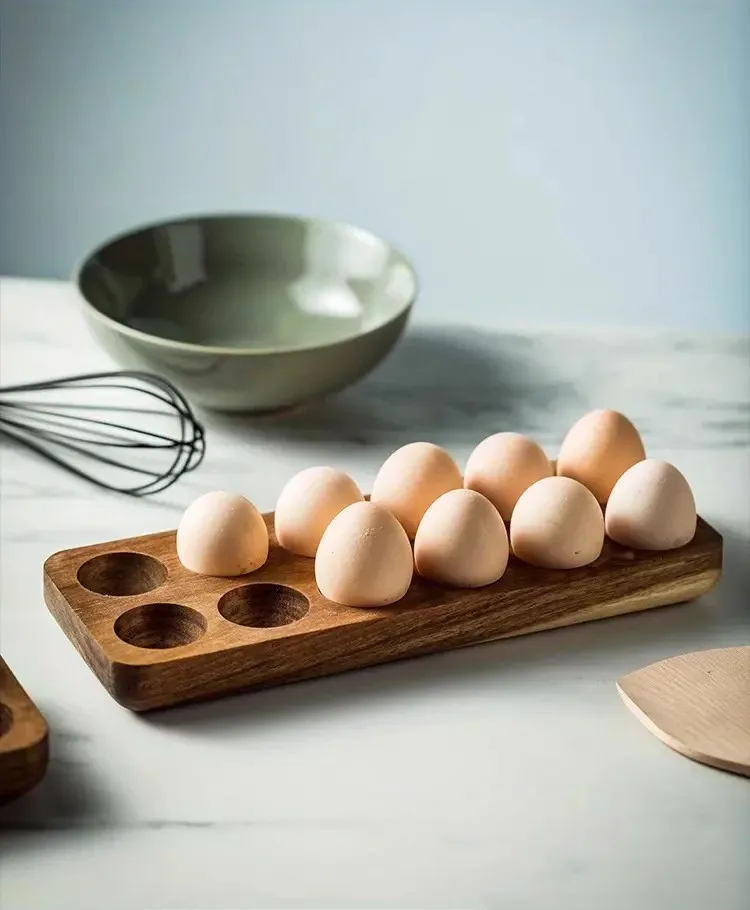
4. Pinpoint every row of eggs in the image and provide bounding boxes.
[175,409,697,608]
